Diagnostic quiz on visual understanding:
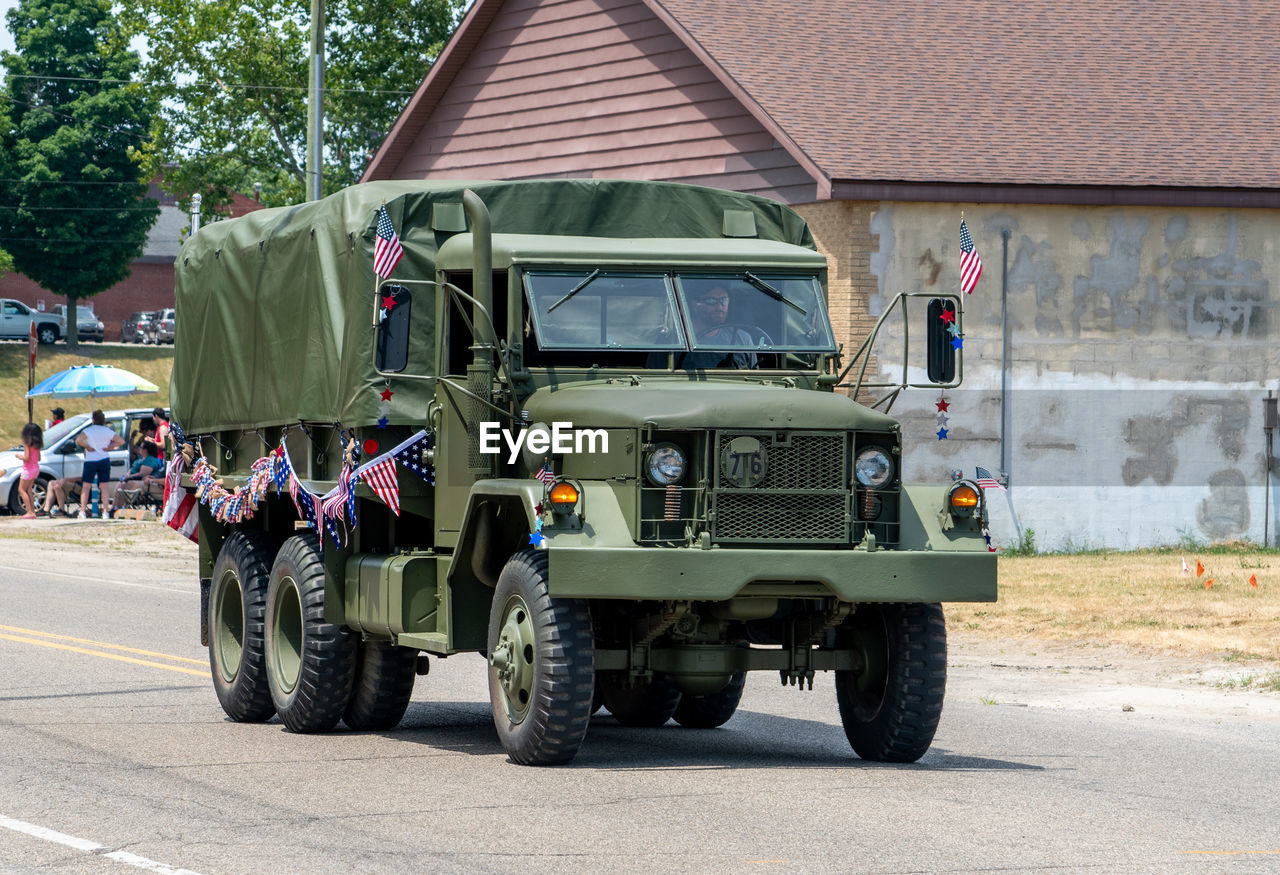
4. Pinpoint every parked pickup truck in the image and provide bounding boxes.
[0,298,63,344]
[50,304,105,342]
